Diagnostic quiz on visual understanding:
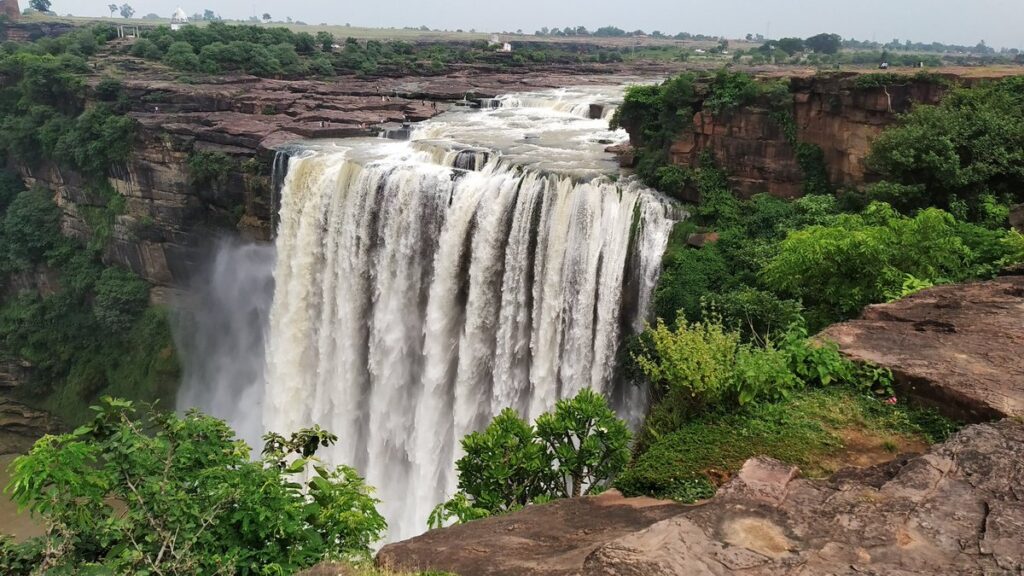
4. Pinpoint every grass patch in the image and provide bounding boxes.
[615,387,959,502]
